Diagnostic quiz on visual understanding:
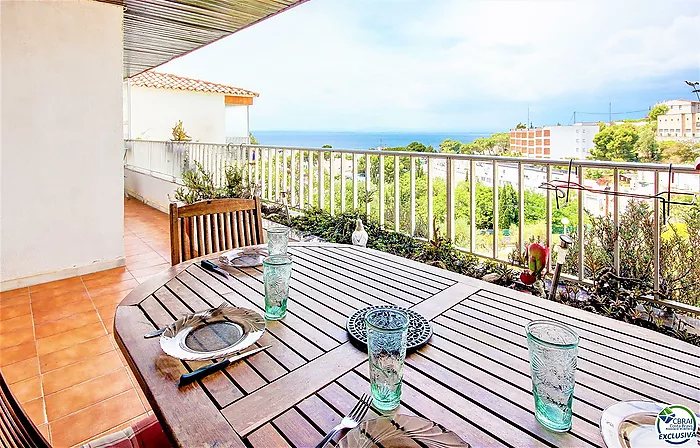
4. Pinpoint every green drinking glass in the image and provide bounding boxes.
[267,226,290,256]
[263,255,292,320]
[526,320,579,432]
[366,308,409,411]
